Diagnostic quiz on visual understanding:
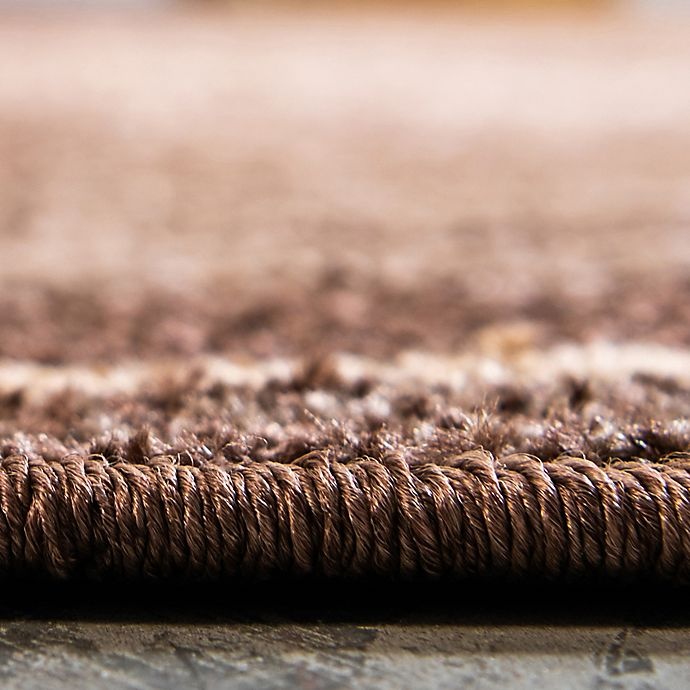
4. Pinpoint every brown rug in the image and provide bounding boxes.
[2,8,690,580]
